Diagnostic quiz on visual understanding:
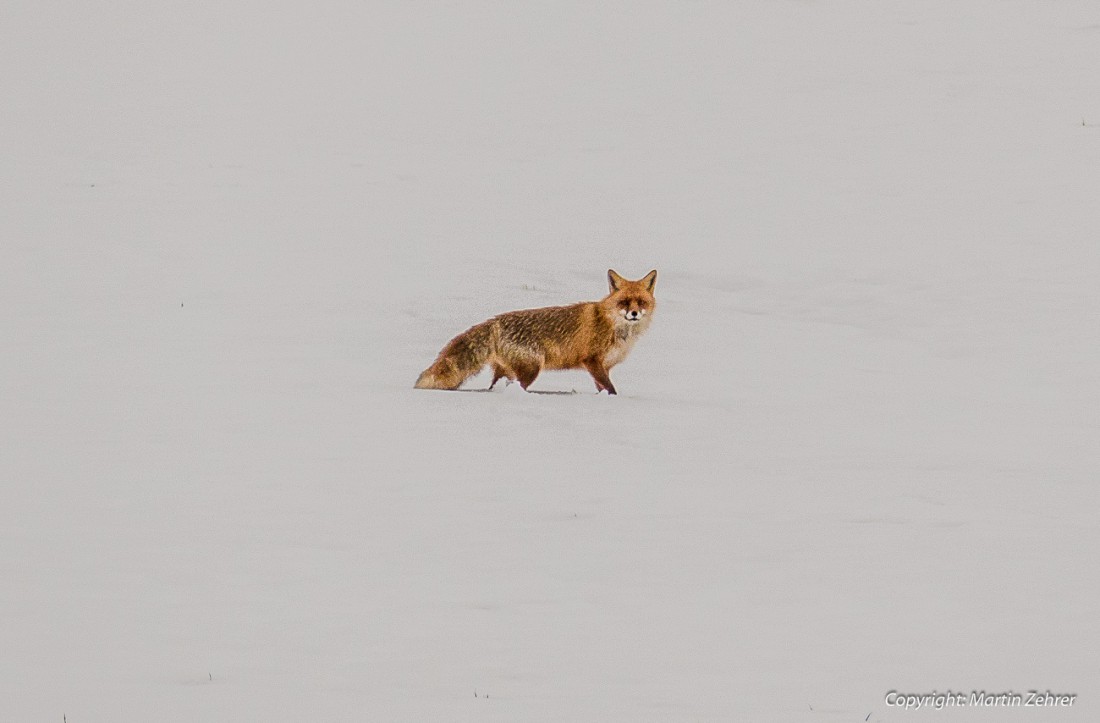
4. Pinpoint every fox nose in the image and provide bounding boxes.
[627,310,639,320]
